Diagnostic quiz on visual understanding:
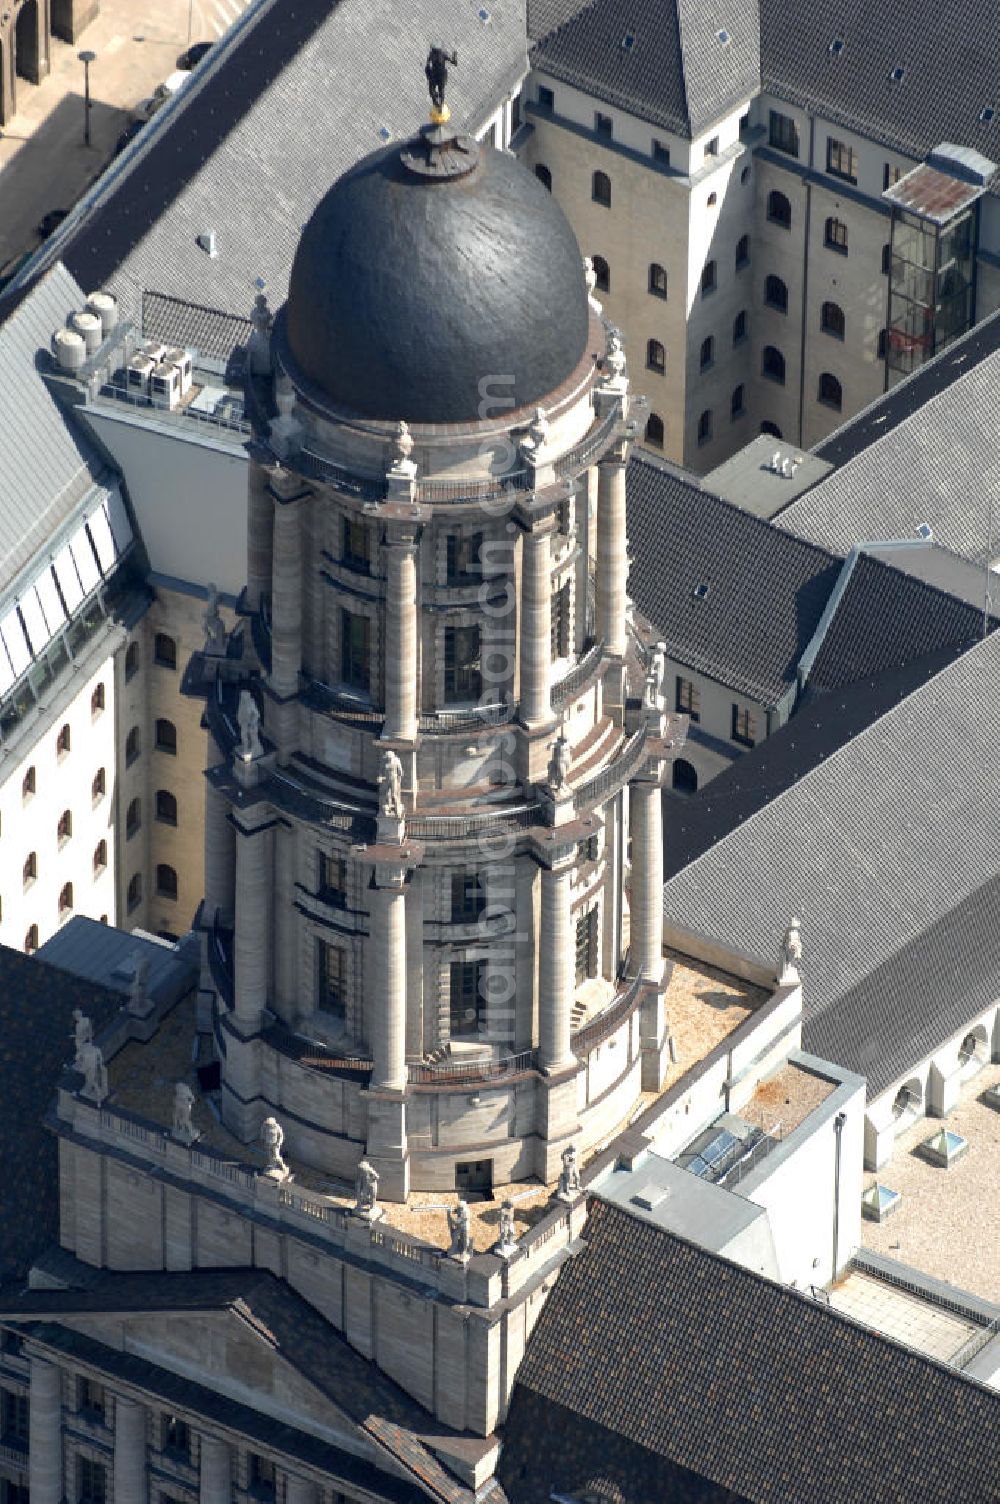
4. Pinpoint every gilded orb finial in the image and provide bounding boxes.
[425,45,458,124]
